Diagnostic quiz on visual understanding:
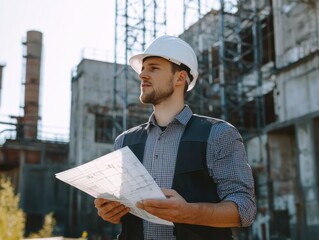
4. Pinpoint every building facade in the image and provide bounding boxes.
[0,30,70,236]
[68,58,151,237]
[179,1,319,239]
